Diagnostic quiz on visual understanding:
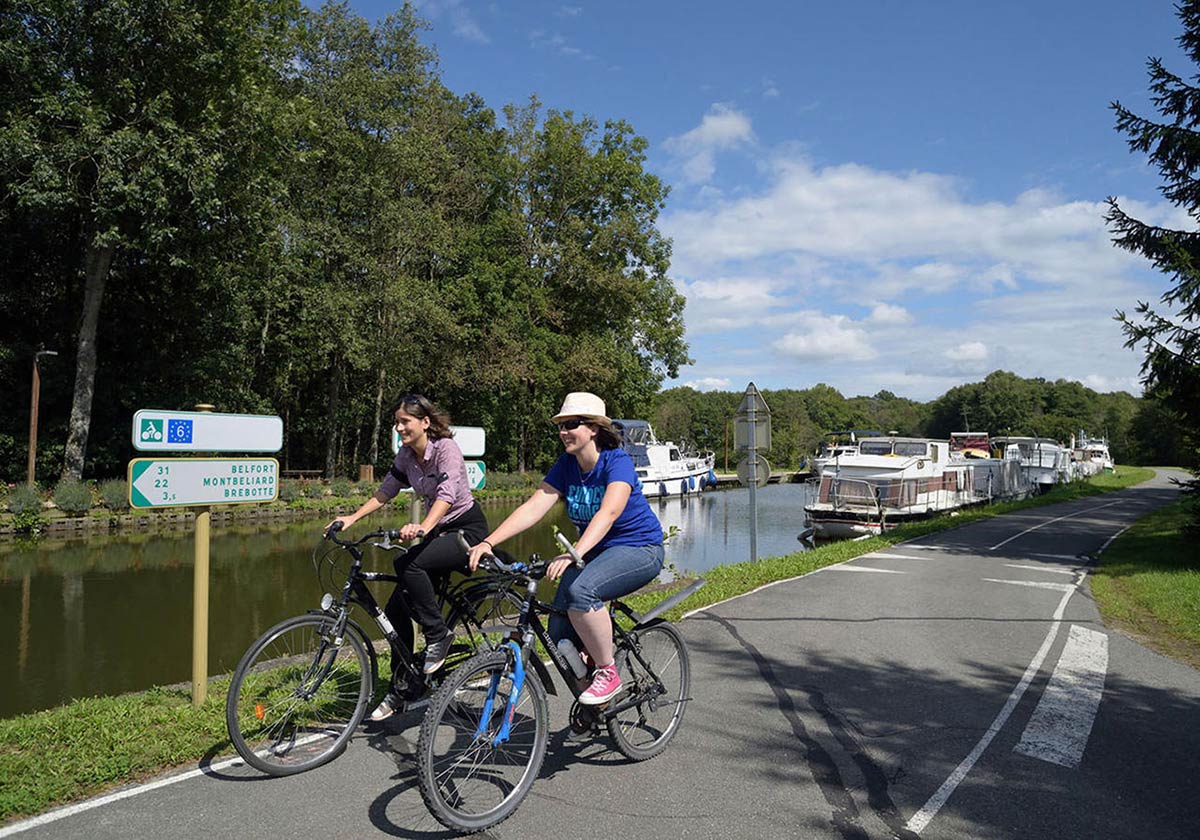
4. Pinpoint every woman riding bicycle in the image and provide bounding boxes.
[328,393,487,720]
[467,391,664,706]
